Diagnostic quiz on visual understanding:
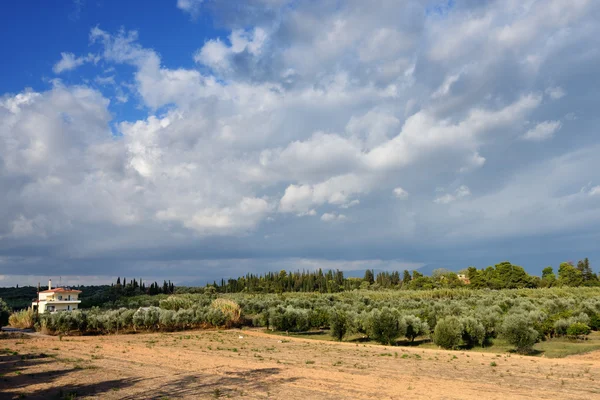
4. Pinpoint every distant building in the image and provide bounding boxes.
[457,274,470,285]
[32,279,81,313]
